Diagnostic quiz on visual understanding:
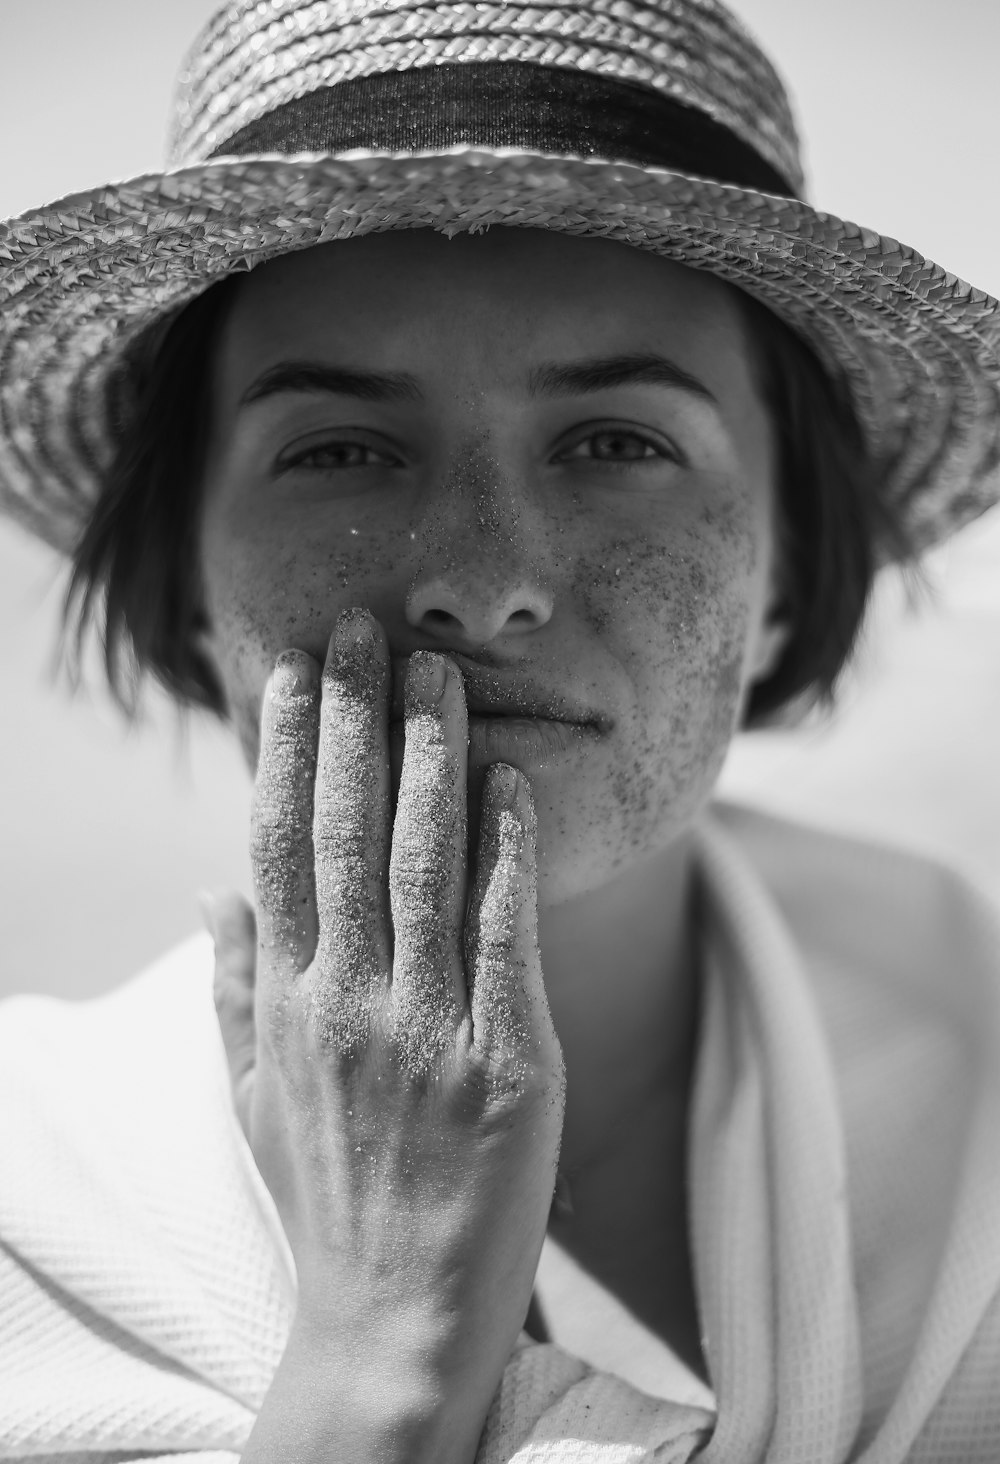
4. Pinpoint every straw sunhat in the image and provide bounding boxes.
[1,0,998,559]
